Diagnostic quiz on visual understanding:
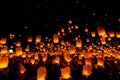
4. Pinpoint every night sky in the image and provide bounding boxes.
[1,0,120,36]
